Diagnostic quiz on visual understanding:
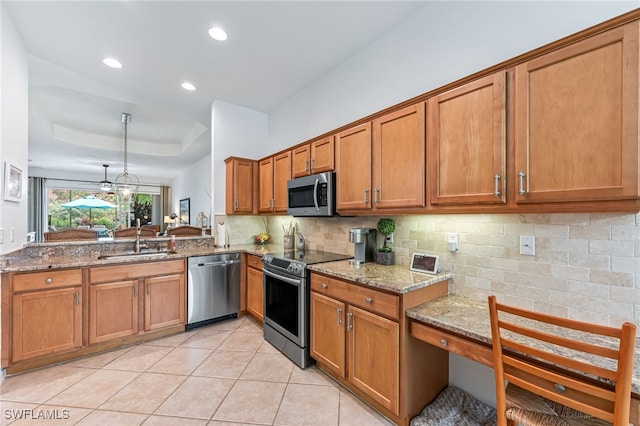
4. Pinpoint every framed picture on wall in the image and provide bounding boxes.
[4,162,22,203]
[179,198,190,225]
